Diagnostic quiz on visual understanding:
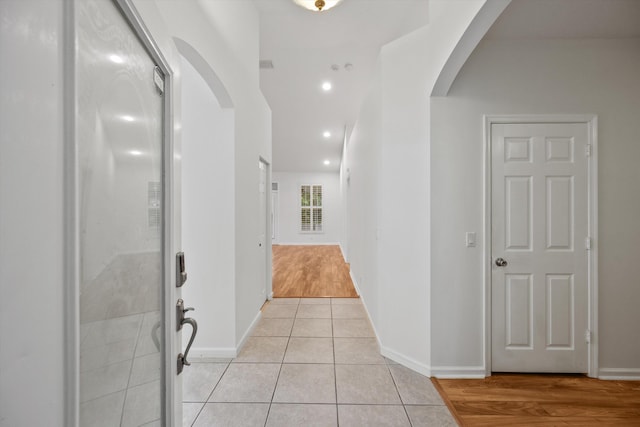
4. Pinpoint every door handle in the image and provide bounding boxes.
[177,317,197,374]
[176,299,198,374]
[495,257,508,267]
